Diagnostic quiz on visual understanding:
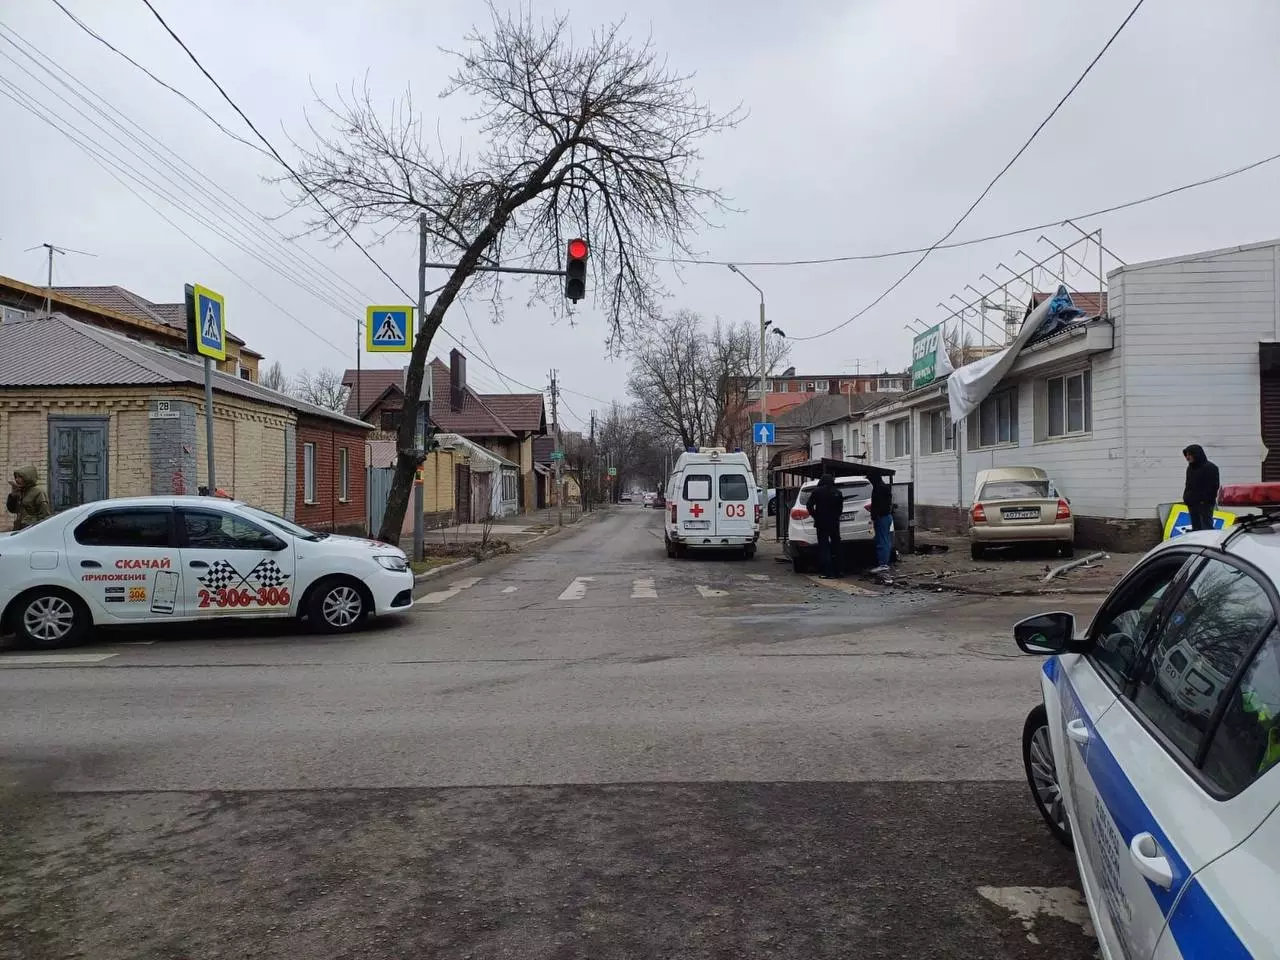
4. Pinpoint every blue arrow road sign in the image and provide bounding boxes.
[366,305,414,353]
[753,421,775,445]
